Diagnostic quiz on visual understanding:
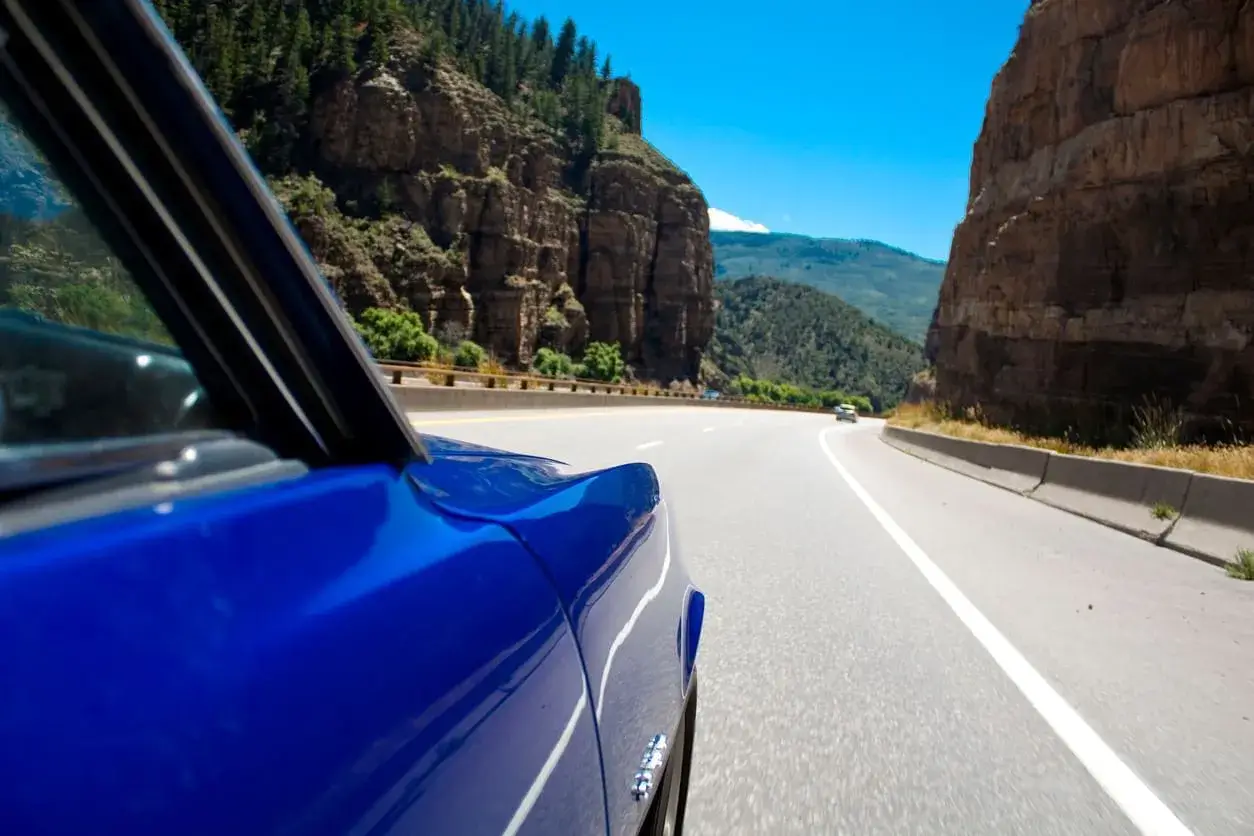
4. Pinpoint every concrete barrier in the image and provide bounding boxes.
[879,423,1254,568]
[389,384,828,414]
[1165,473,1254,565]
[978,442,1055,493]
[391,384,611,412]
[1029,454,1193,540]
[881,425,1049,493]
